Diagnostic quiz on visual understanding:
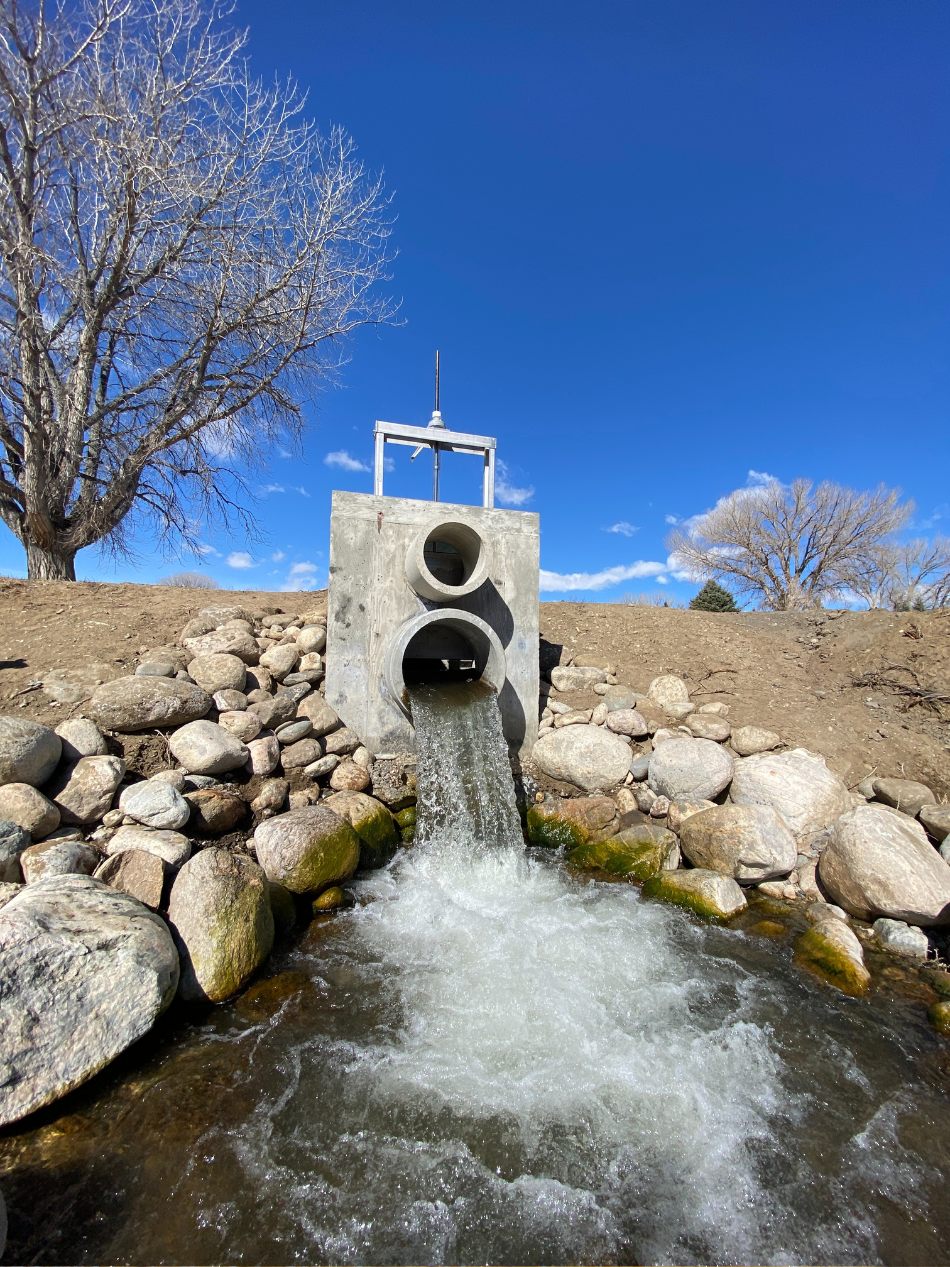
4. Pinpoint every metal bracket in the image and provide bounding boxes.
[373,420,497,507]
